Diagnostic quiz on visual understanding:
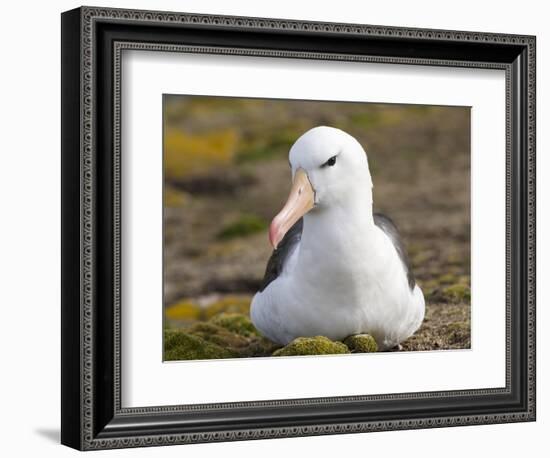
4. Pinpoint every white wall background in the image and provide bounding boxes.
[0,0,546,456]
